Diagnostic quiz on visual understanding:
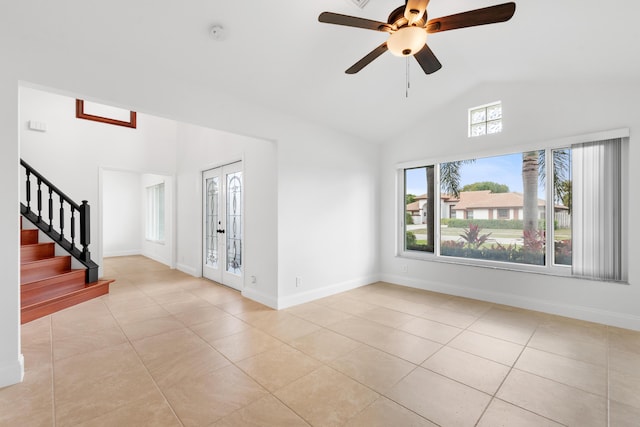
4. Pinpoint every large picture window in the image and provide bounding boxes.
[399,136,626,282]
